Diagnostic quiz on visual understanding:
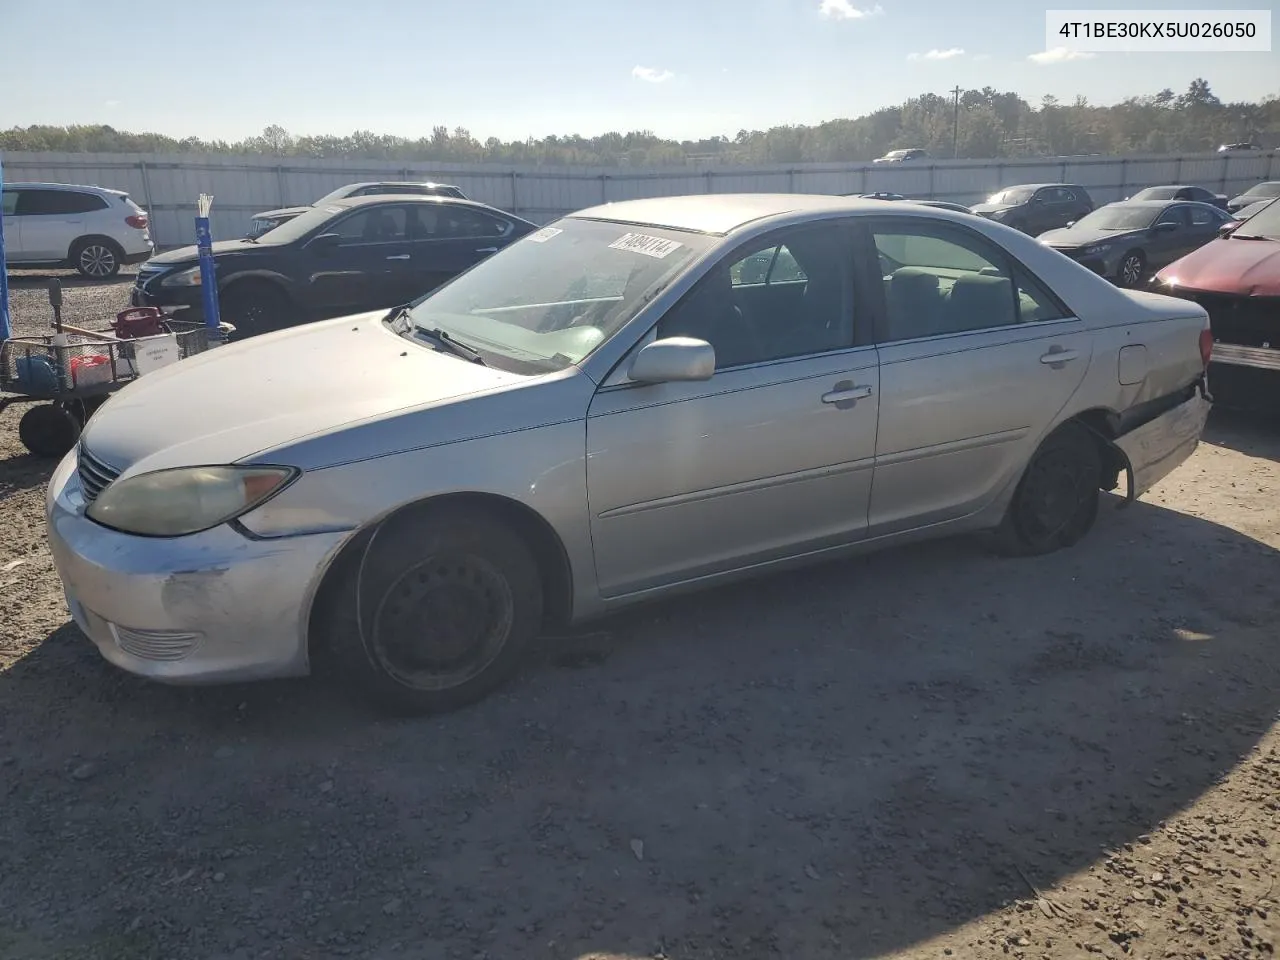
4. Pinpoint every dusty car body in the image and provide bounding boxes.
[47,194,1212,714]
